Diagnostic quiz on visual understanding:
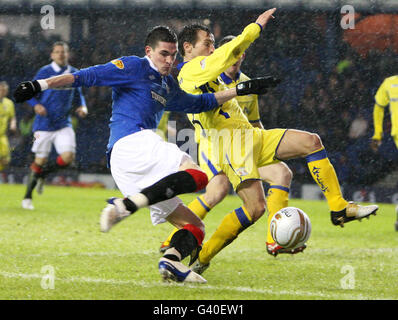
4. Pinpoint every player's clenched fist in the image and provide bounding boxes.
[255,8,277,29]
[13,80,42,103]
